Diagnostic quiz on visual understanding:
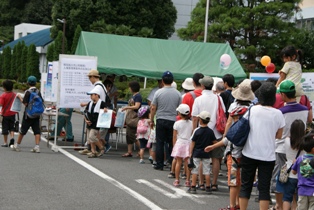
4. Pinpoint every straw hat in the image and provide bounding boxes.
[182,78,195,90]
[231,79,255,101]
[87,69,100,77]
